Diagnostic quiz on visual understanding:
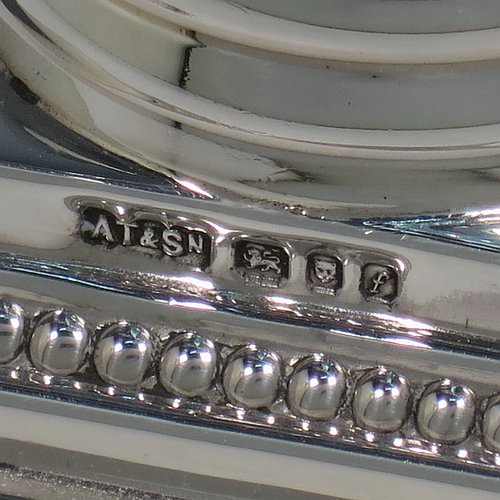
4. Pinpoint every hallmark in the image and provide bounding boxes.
[80,207,211,270]
[307,253,343,295]
[360,263,399,303]
[233,241,289,288]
